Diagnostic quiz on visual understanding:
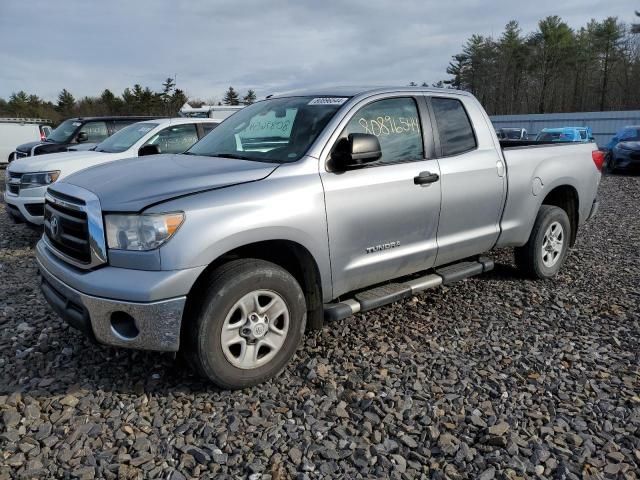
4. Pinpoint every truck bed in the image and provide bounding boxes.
[496,141,600,248]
